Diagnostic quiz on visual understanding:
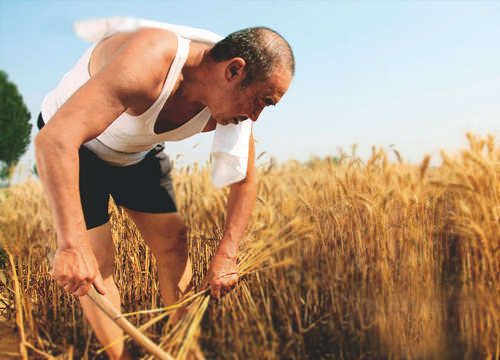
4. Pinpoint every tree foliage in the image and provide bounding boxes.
[0,70,32,186]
